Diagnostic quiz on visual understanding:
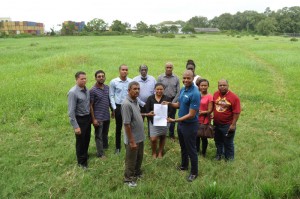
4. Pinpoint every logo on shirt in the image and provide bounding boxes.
[215,97,231,112]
